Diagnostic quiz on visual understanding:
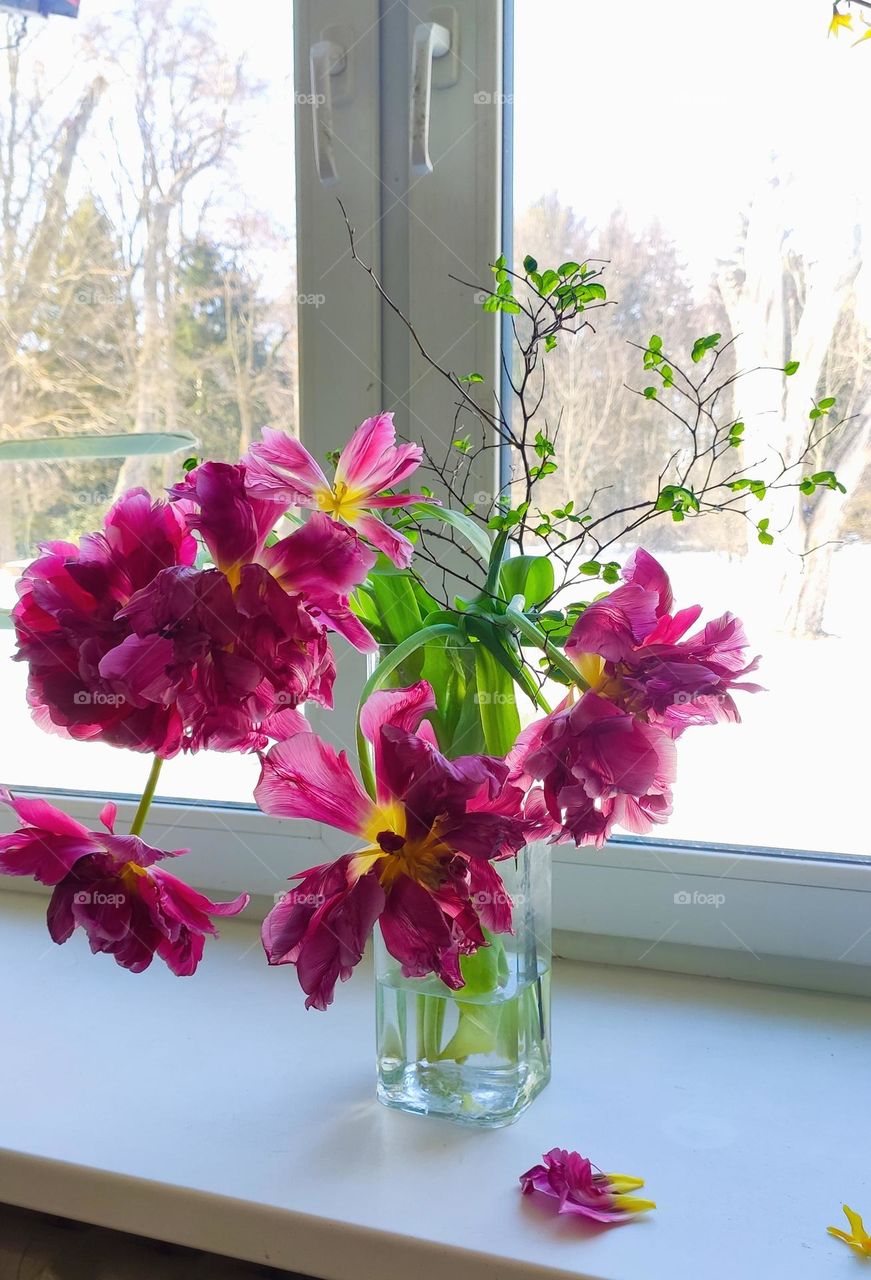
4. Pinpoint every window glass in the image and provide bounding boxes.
[511,0,869,855]
[0,0,296,802]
